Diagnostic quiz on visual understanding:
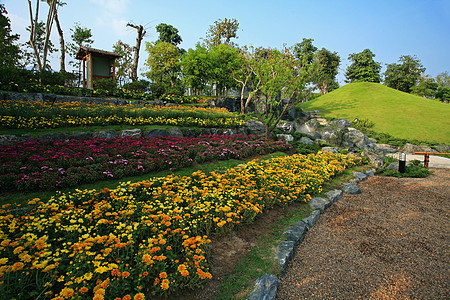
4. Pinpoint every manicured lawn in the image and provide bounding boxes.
[299,82,450,144]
